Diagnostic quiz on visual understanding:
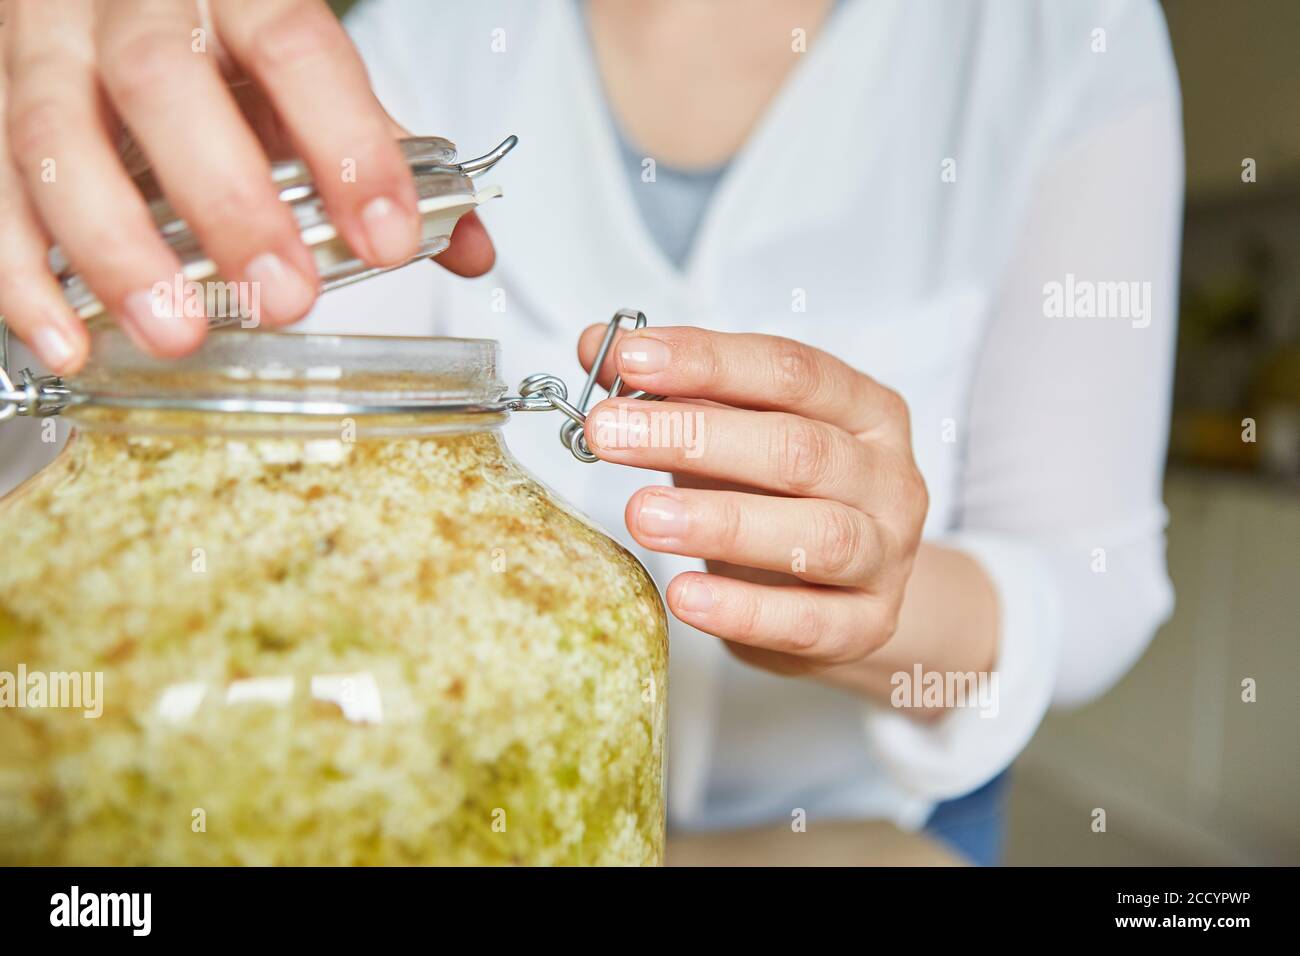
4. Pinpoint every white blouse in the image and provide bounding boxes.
[0,0,1183,831]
